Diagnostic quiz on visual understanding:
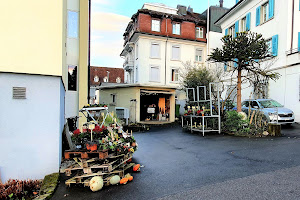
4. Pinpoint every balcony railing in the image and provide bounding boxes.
[123,59,134,71]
